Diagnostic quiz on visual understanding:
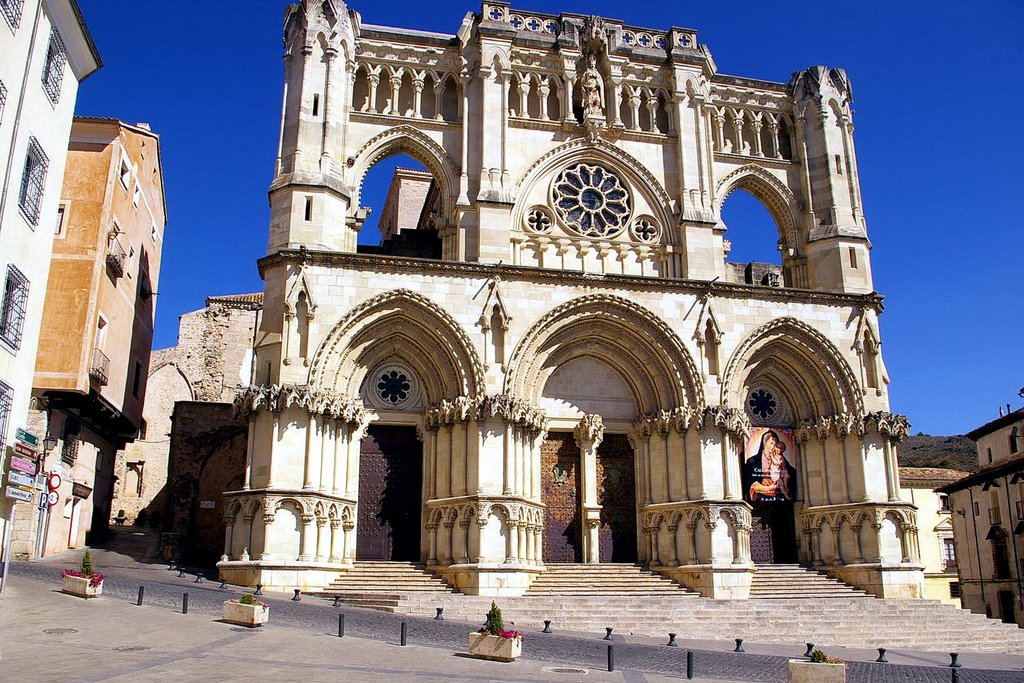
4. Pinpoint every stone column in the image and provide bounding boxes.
[751,118,764,157]
[574,414,605,564]
[367,73,380,113]
[412,77,424,118]
[440,520,453,565]
[222,516,234,562]
[517,523,528,563]
[427,522,439,565]
[389,76,401,115]
[298,514,316,562]
[315,518,329,562]
[851,523,864,563]
[507,520,519,563]
[342,520,355,561]
[329,520,342,563]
